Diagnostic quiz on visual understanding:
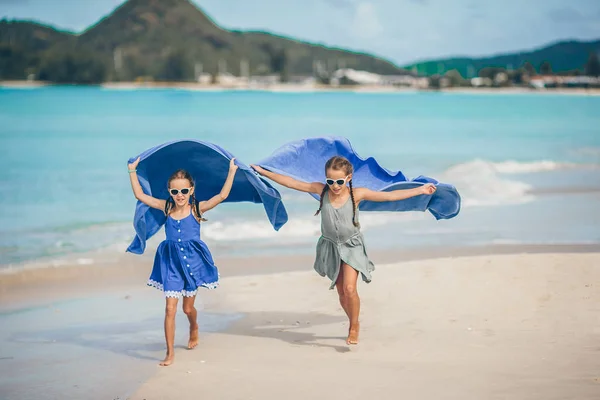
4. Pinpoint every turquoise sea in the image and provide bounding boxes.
[1,87,599,268]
